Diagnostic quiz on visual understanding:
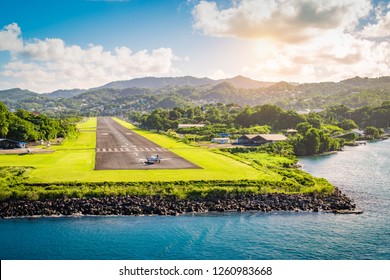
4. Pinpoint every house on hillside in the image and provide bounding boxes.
[236,134,287,145]
[178,124,206,129]
[286,129,298,136]
[0,139,26,149]
[212,137,231,144]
